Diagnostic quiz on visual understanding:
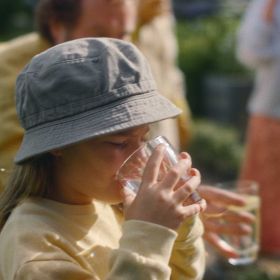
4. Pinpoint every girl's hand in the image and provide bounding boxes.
[122,145,206,230]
